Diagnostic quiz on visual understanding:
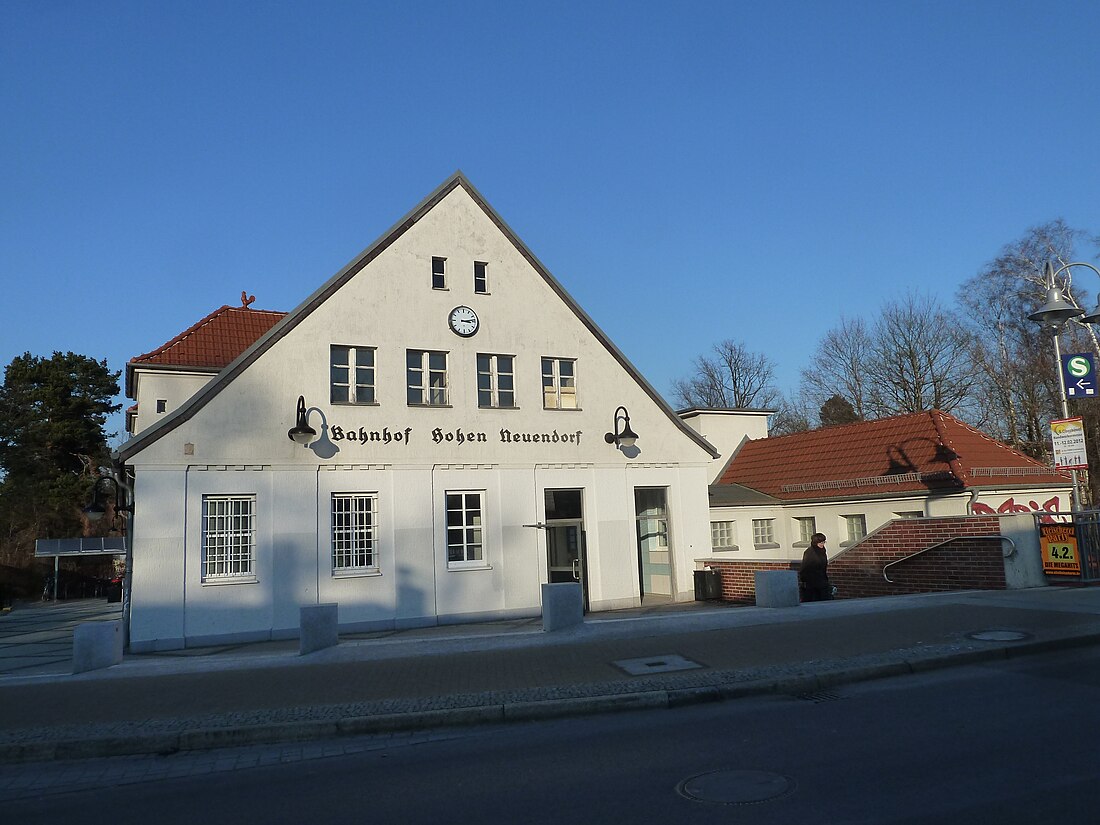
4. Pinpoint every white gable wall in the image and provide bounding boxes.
[130,369,215,436]
[124,182,714,650]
